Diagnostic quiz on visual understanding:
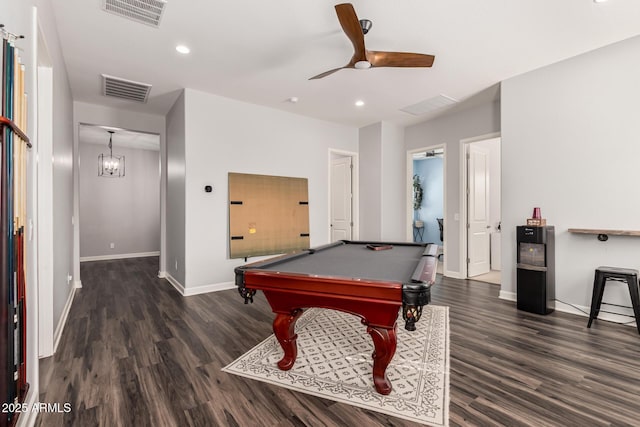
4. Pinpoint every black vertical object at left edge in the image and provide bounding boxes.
[234,267,256,304]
